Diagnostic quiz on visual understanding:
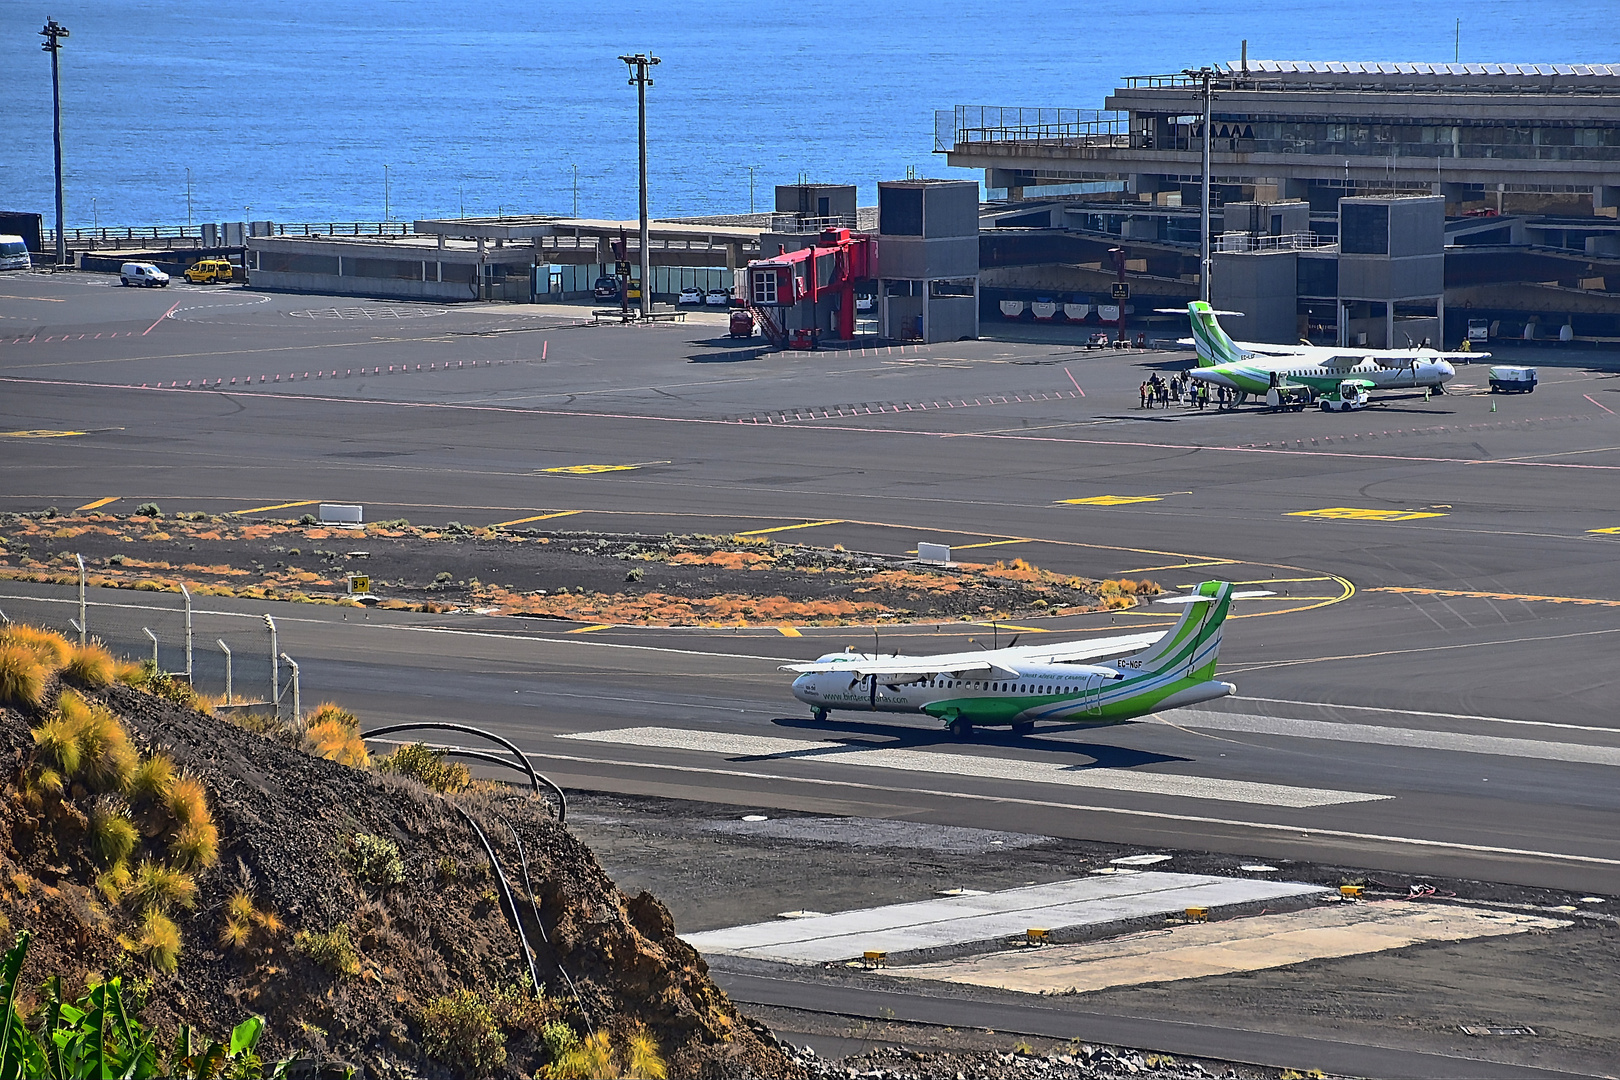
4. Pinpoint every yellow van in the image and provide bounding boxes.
[185,258,234,284]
